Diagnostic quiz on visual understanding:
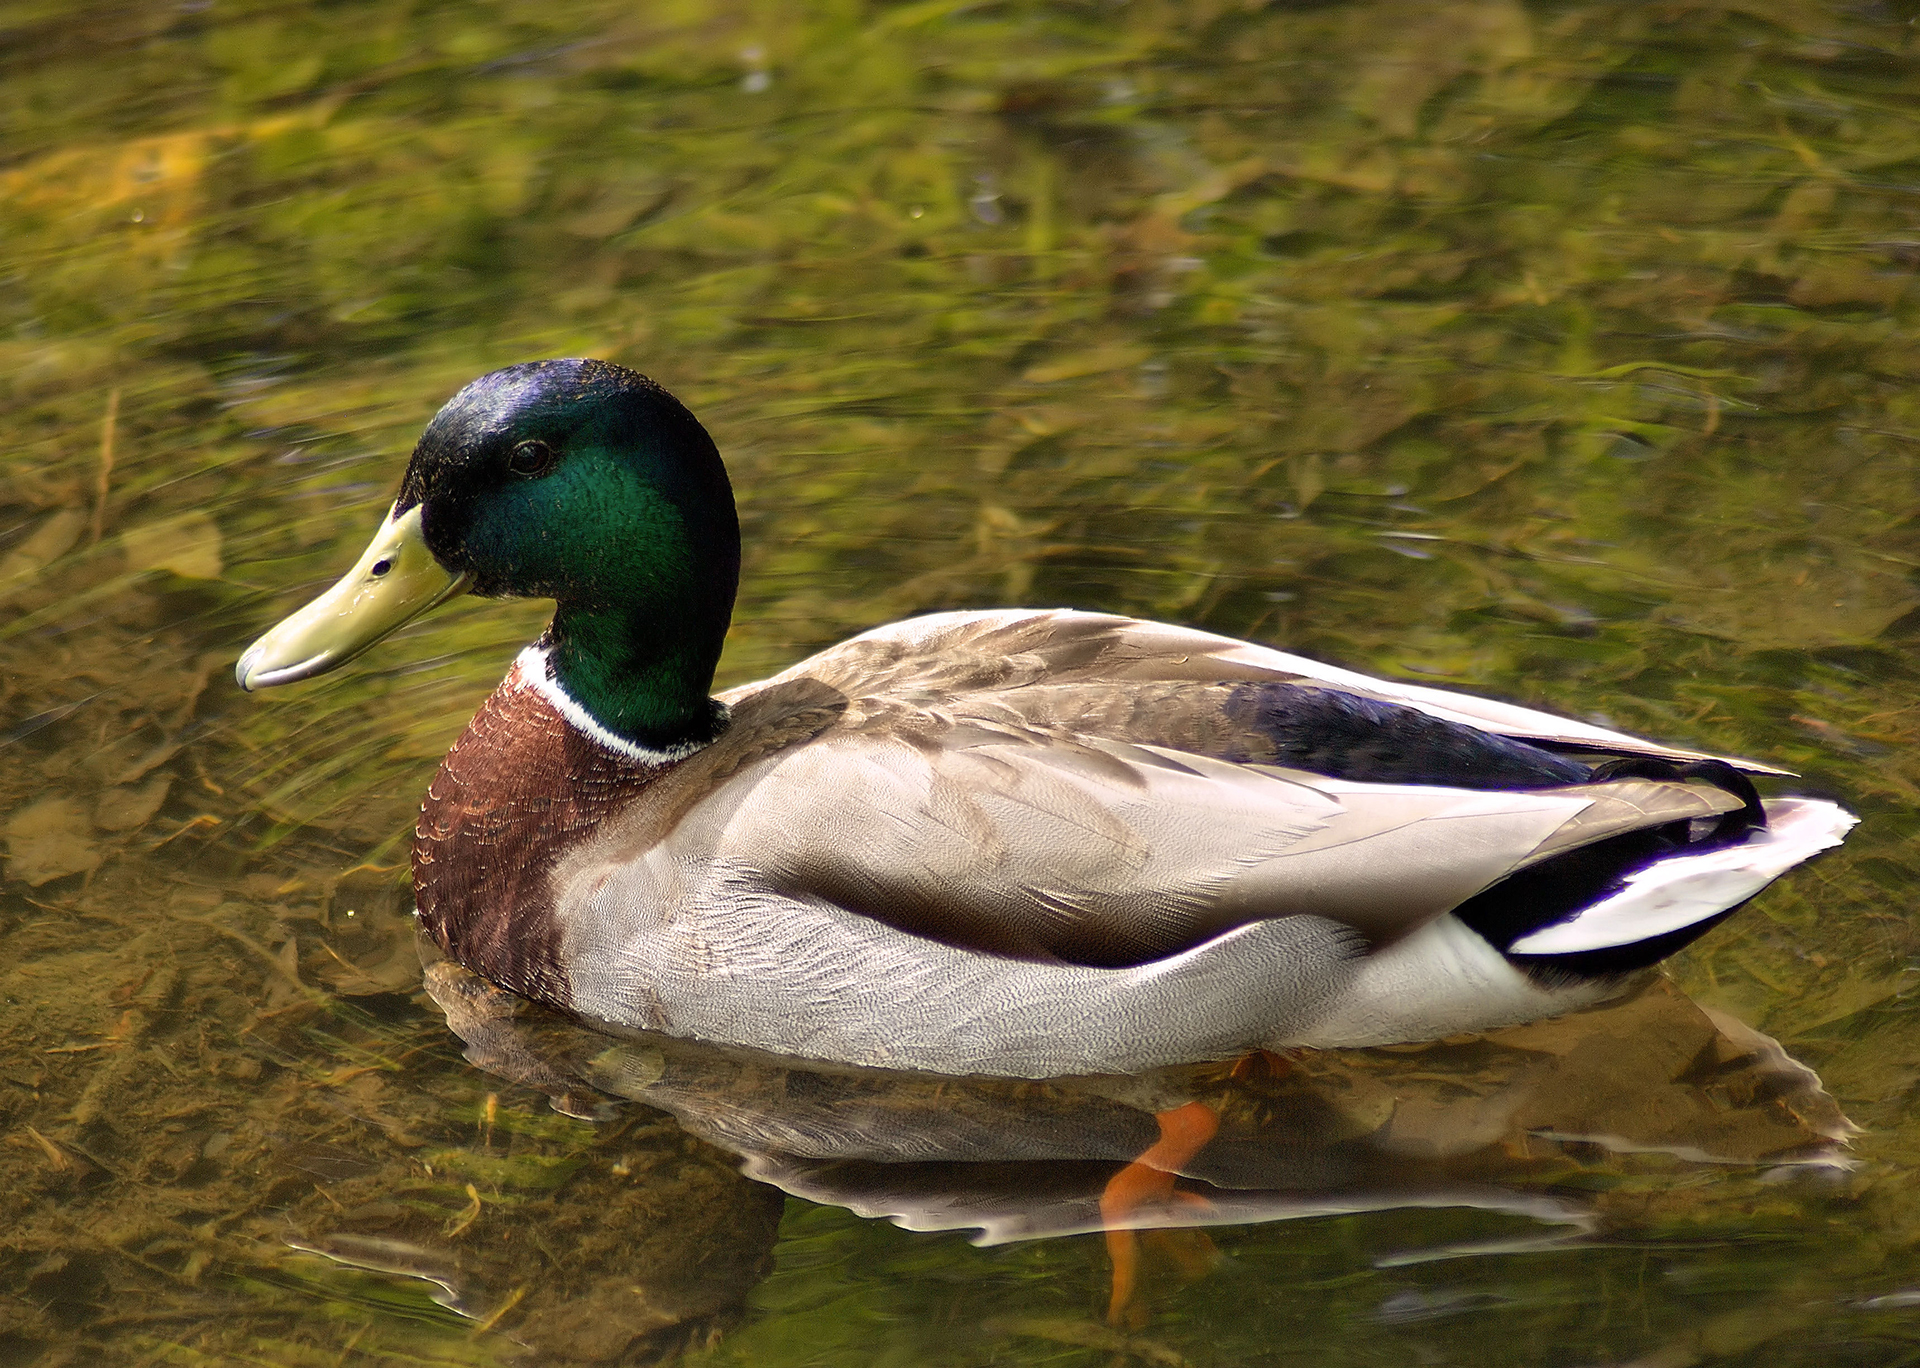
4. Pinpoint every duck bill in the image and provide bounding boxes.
[236,504,469,690]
